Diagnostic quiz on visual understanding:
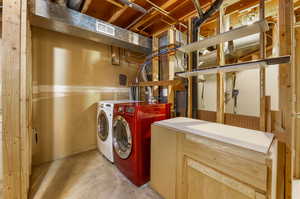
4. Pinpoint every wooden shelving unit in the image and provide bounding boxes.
[181,0,294,198]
